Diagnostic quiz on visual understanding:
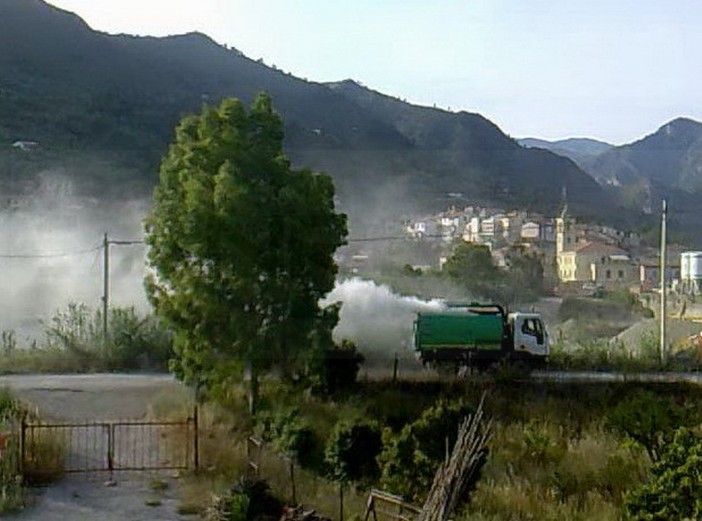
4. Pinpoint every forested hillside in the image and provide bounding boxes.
[0,0,636,232]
